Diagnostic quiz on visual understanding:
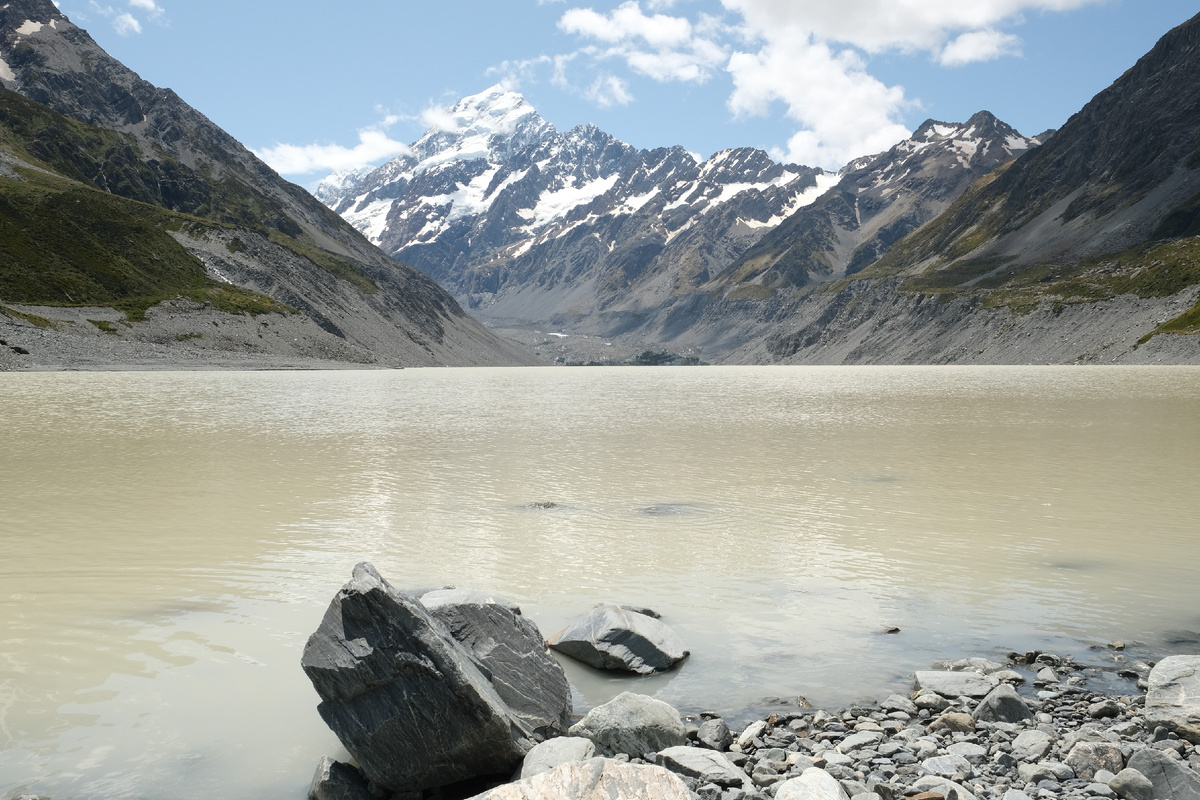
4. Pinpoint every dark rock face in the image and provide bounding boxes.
[301,563,532,793]
[421,589,571,740]
[547,603,688,675]
[307,757,374,800]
